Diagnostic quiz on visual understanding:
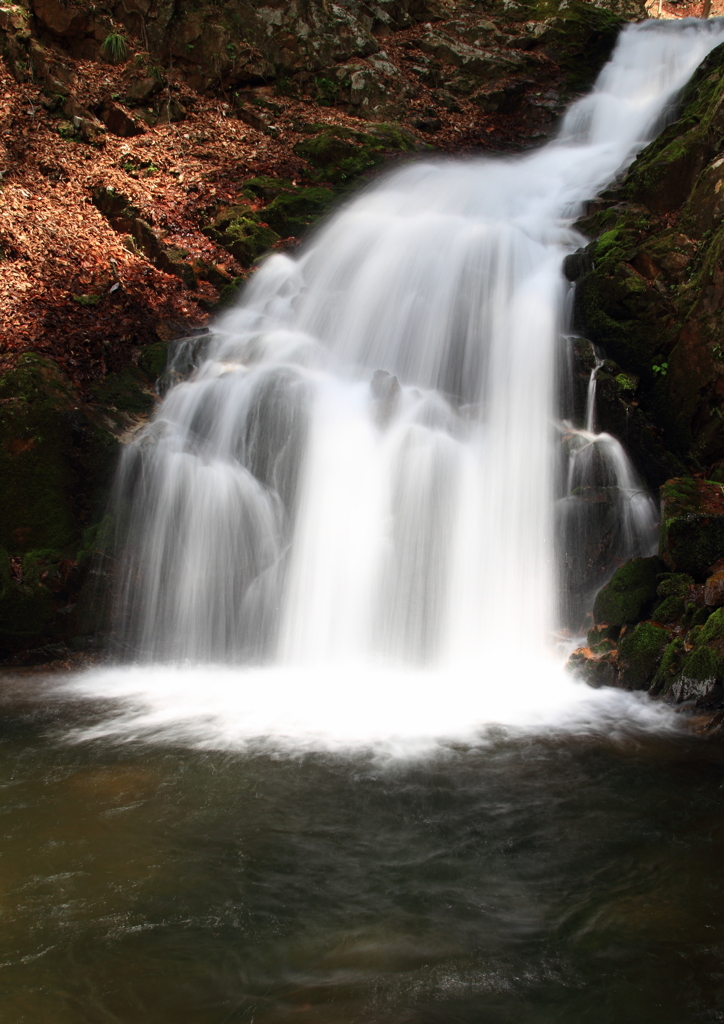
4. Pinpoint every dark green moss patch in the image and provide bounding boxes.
[89,365,156,415]
[293,123,417,186]
[617,620,669,690]
[262,187,336,238]
[592,556,663,626]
